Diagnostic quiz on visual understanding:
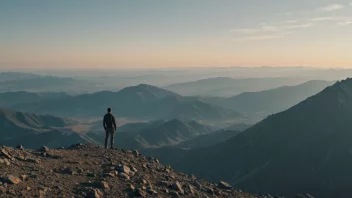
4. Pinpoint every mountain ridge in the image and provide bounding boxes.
[166,78,352,198]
